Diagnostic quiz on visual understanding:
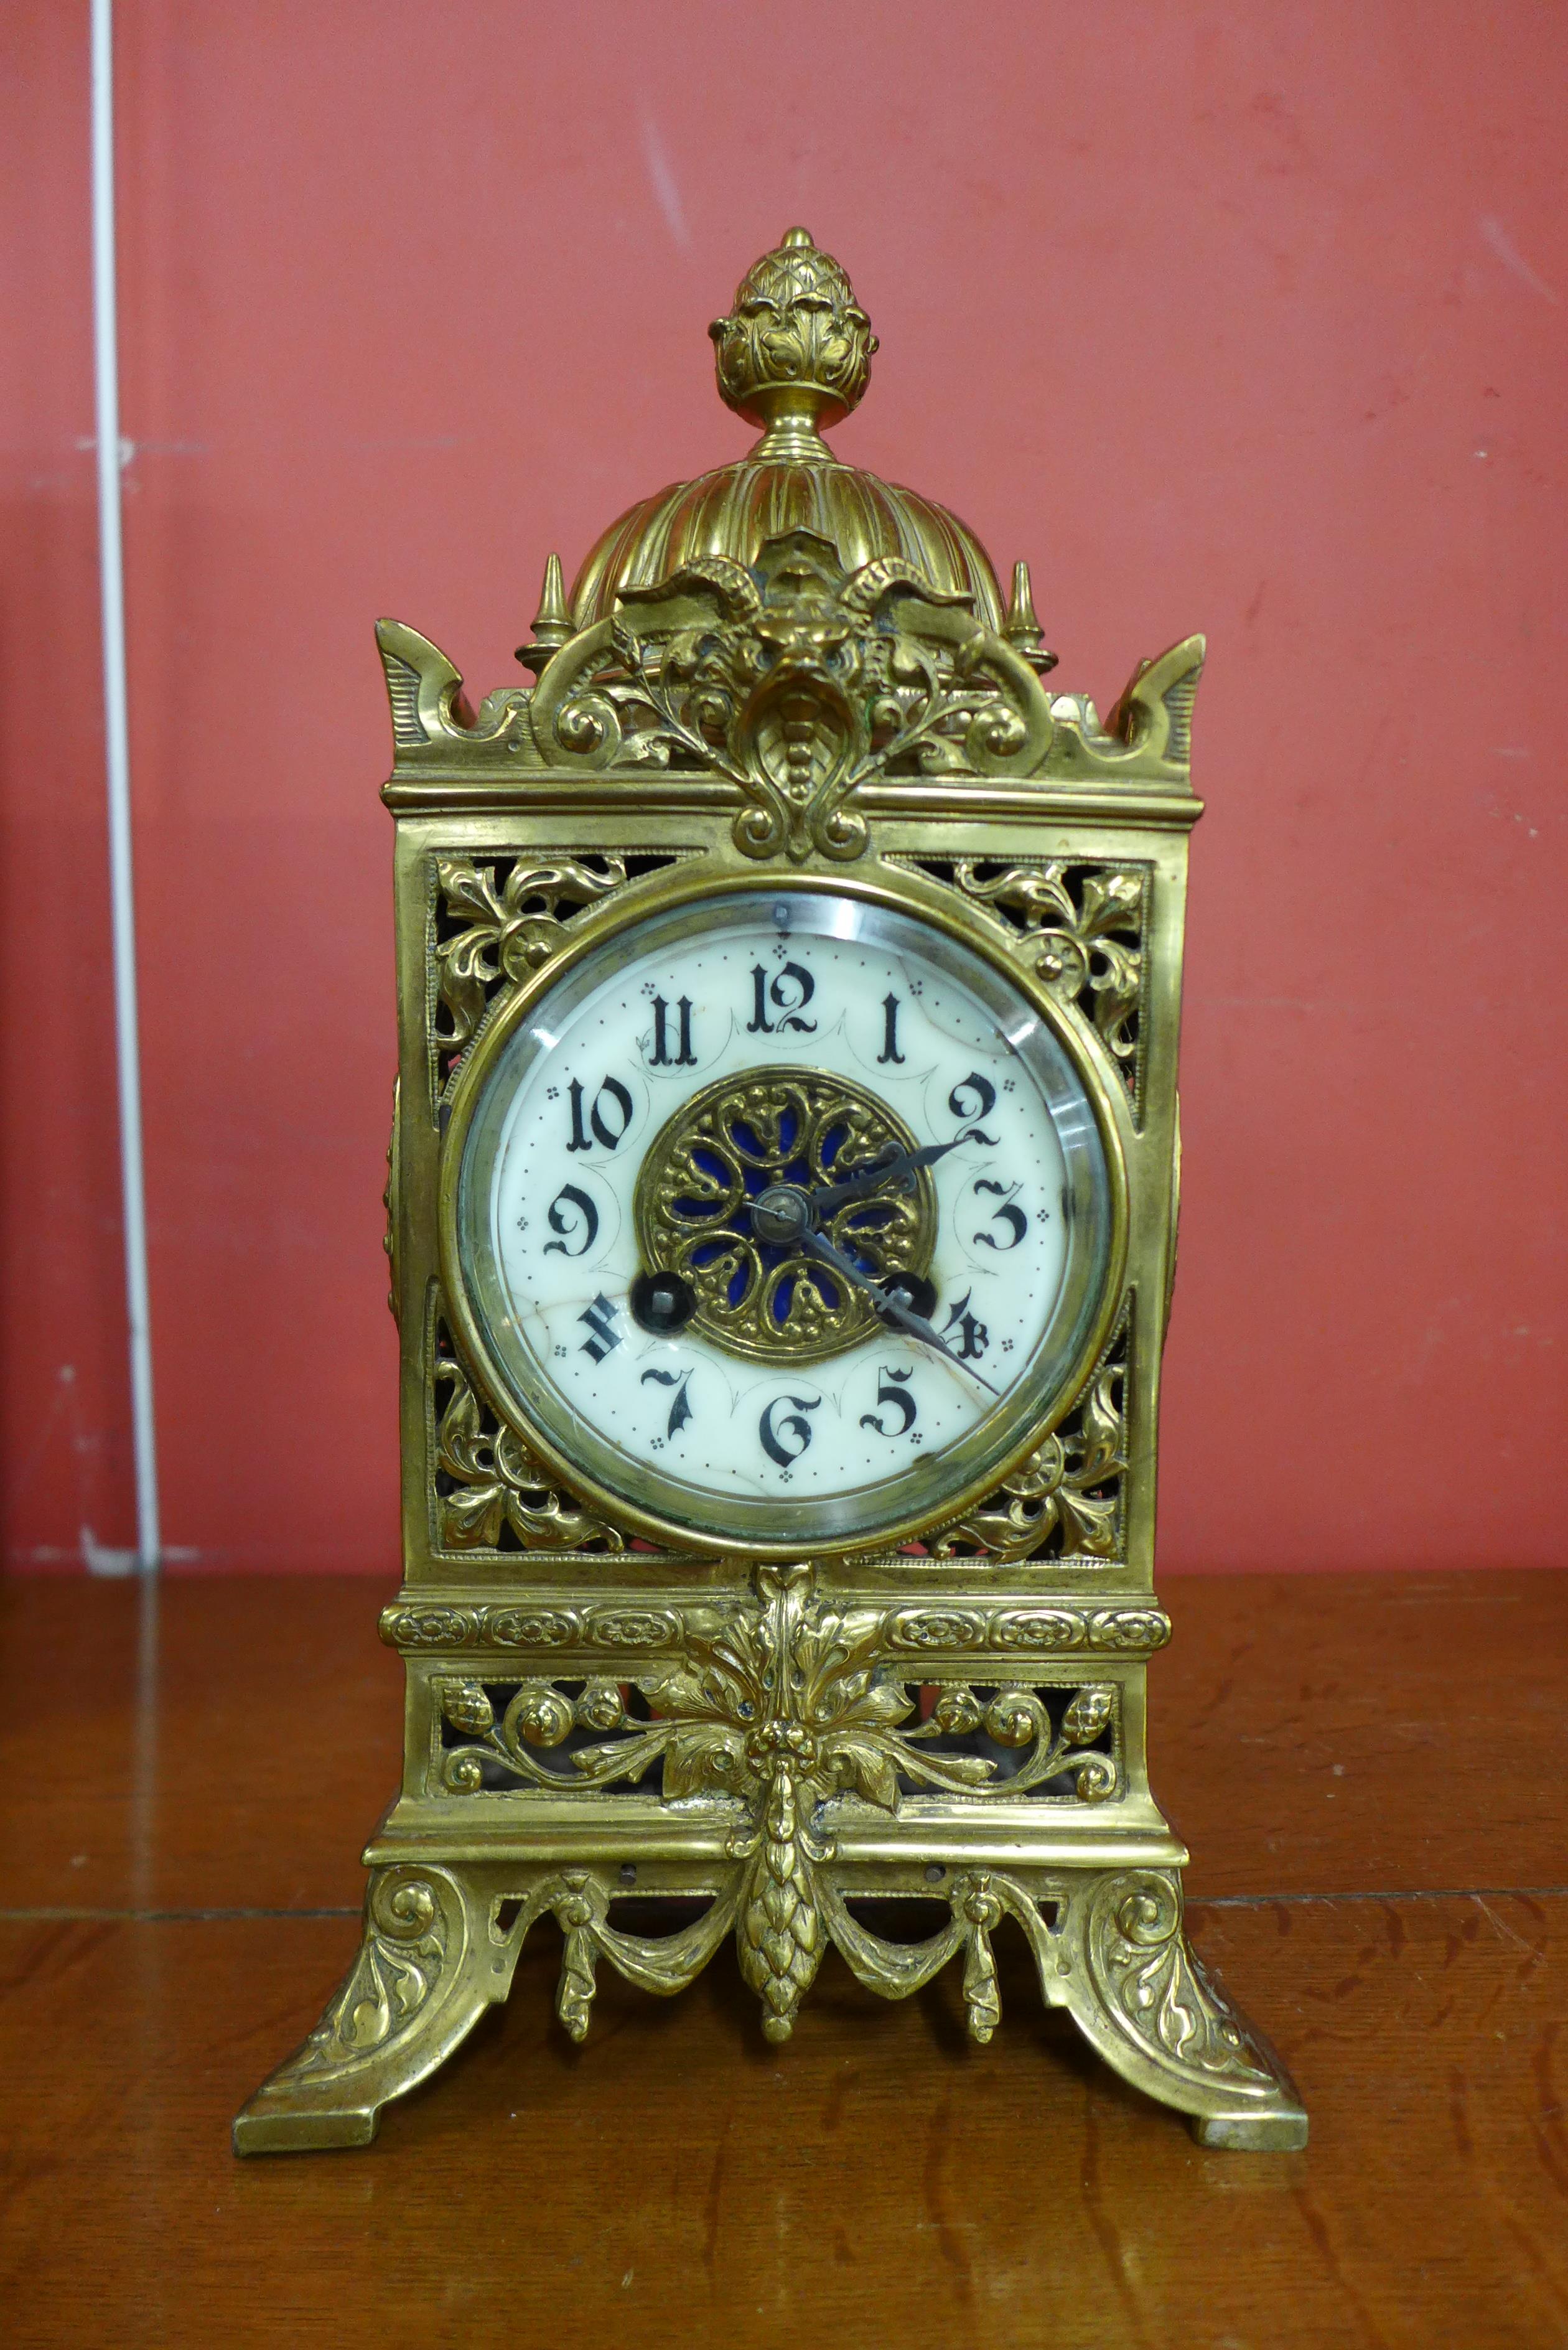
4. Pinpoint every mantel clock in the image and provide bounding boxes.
[235,230,1306,2153]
